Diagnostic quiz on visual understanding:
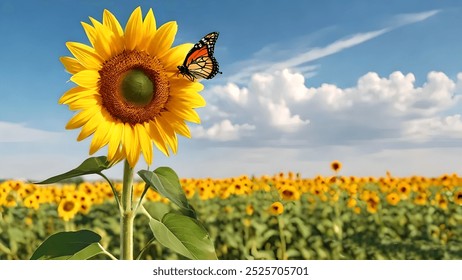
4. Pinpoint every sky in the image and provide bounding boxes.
[2,0,462,180]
